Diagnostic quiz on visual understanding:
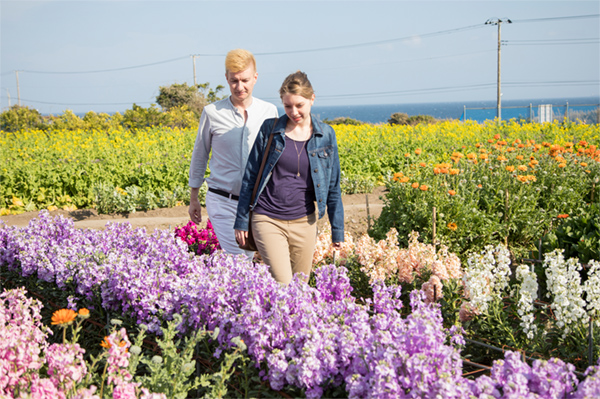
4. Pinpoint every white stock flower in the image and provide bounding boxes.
[544,249,587,337]
[516,264,538,340]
